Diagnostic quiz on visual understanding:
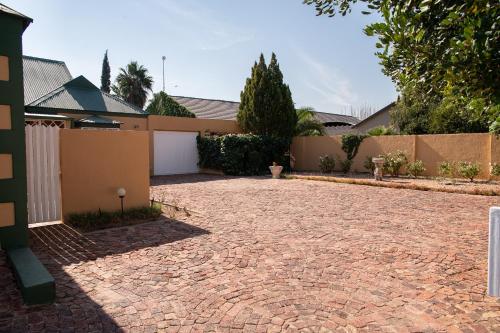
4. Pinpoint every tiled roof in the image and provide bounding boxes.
[23,56,73,104]
[27,76,146,115]
[171,95,359,125]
